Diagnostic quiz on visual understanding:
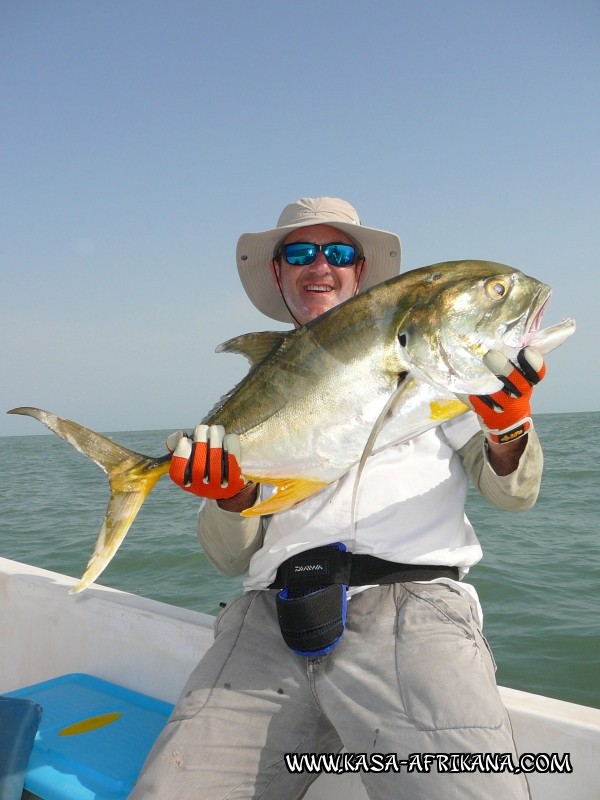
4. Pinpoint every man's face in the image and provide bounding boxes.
[272,224,364,326]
